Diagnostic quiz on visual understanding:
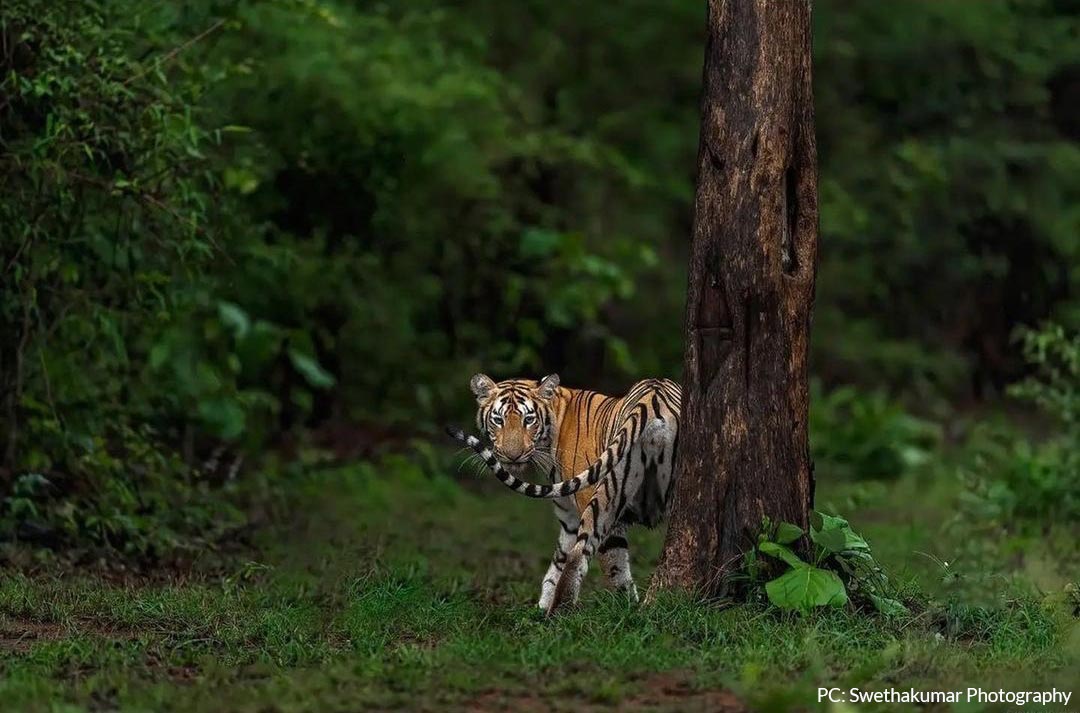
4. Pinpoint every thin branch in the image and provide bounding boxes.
[123,18,227,87]
[64,169,219,249]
